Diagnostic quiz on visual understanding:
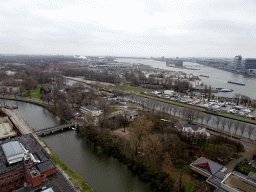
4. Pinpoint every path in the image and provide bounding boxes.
[3,108,34,134]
